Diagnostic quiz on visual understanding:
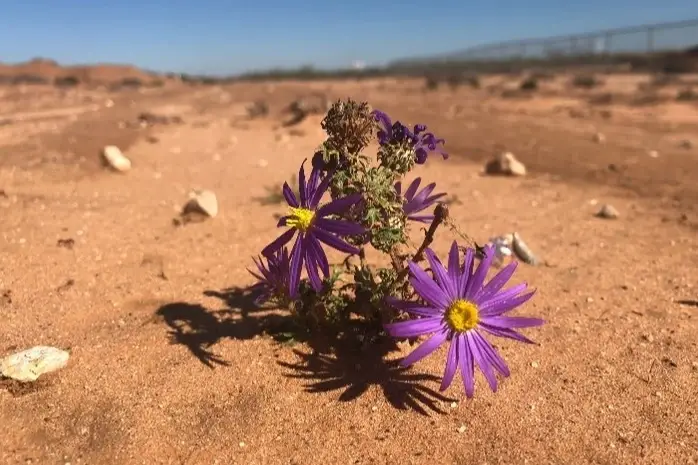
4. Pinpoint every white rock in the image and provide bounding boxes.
[596,204,619,219]
[485,152,527,176]
[101,145,131,172]
[183,190,218,218]
[1,346,70,382]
